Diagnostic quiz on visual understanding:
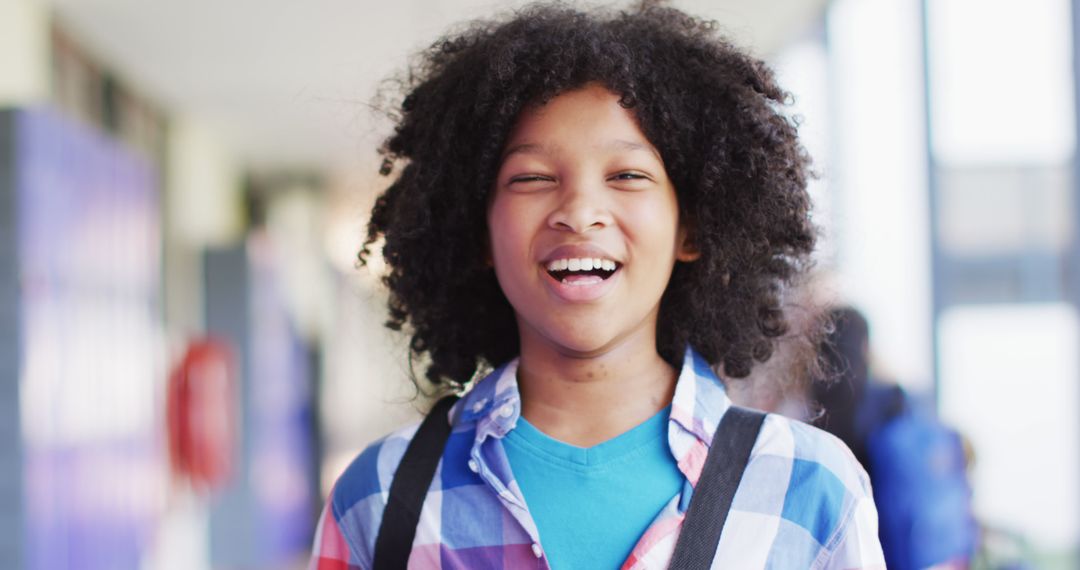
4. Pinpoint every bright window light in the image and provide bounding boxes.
[927,0,1076,164]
